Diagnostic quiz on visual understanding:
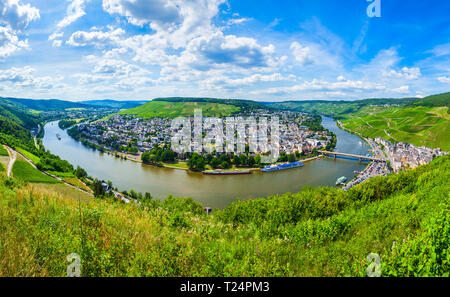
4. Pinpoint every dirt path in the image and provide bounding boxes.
[5,146,17,177]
